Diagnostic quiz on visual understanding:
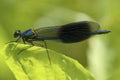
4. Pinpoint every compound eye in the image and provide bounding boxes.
[14,30,21,38]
